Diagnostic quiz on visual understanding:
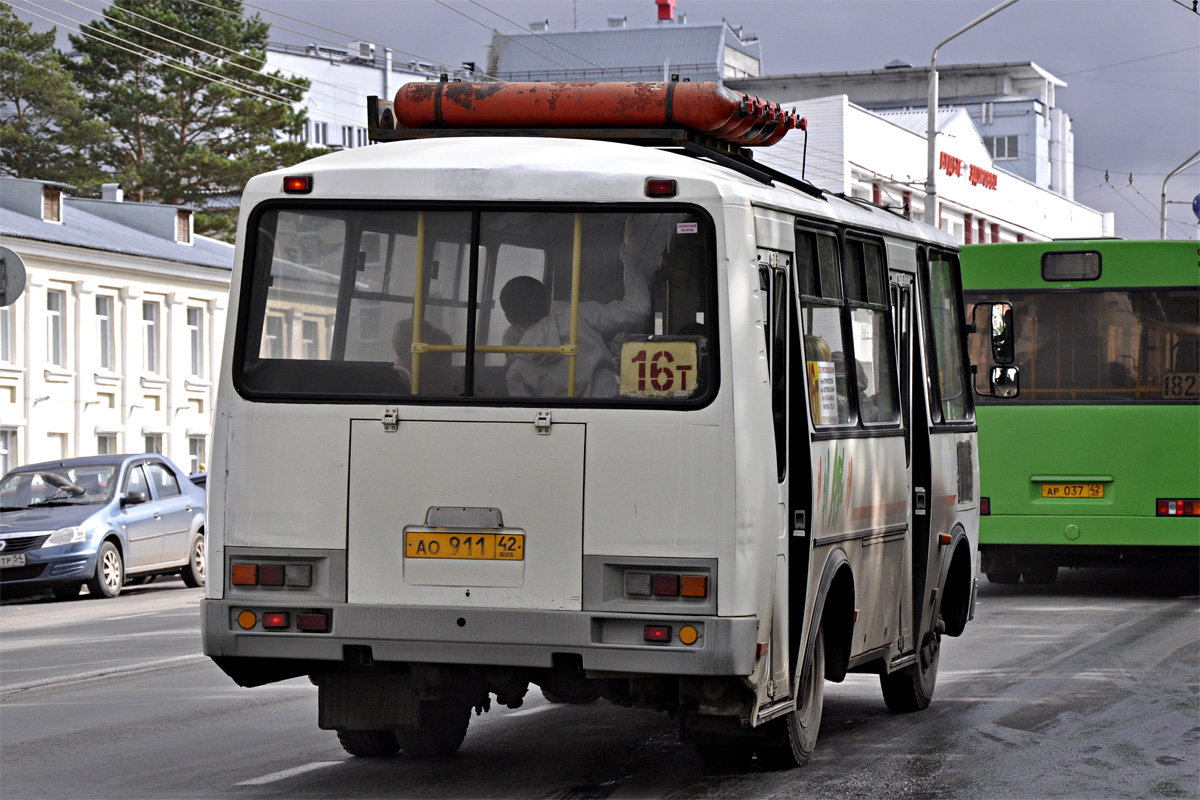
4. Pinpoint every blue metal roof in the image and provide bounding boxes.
[0,181,233,271]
